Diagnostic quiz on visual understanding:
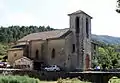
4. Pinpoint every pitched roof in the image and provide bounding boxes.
[15,57,33,62]
[68,10,83,15]
[8,48,23,51]
[18,28,70,42]
[68,10,92,19]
